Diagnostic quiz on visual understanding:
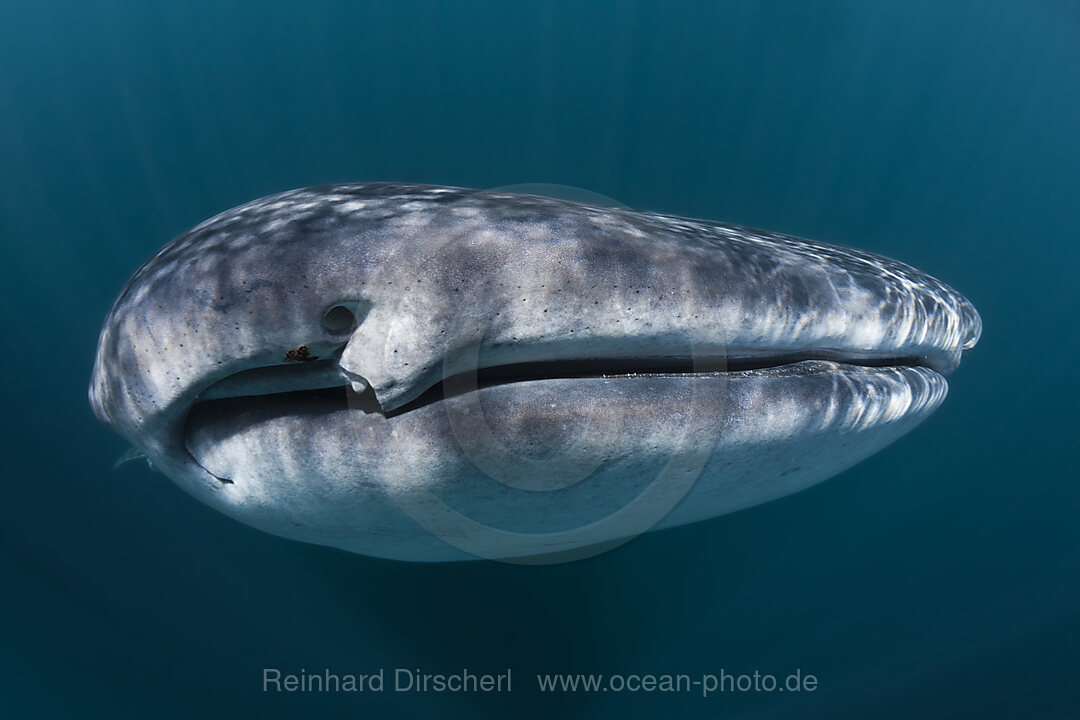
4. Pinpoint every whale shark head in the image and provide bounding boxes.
[90,183,980,562]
